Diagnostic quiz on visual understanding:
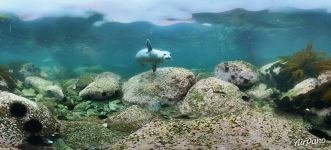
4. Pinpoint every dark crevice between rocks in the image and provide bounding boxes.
[308,127,331,141]
[26,135,45,145]
[242,95,250,102]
